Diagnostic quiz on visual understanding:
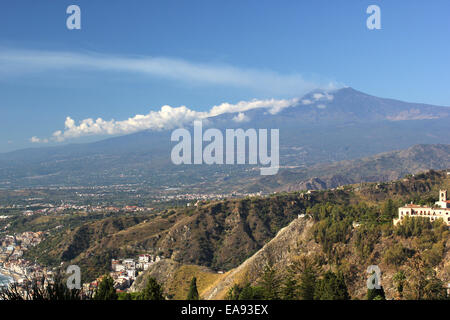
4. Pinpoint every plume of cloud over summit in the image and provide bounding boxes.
[35,91,337,143]
[47,97,302,142]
